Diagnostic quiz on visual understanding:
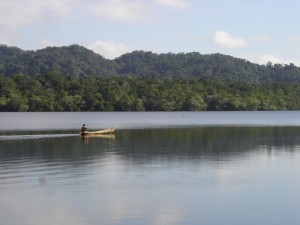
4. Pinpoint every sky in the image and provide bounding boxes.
[1,0,300,65]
